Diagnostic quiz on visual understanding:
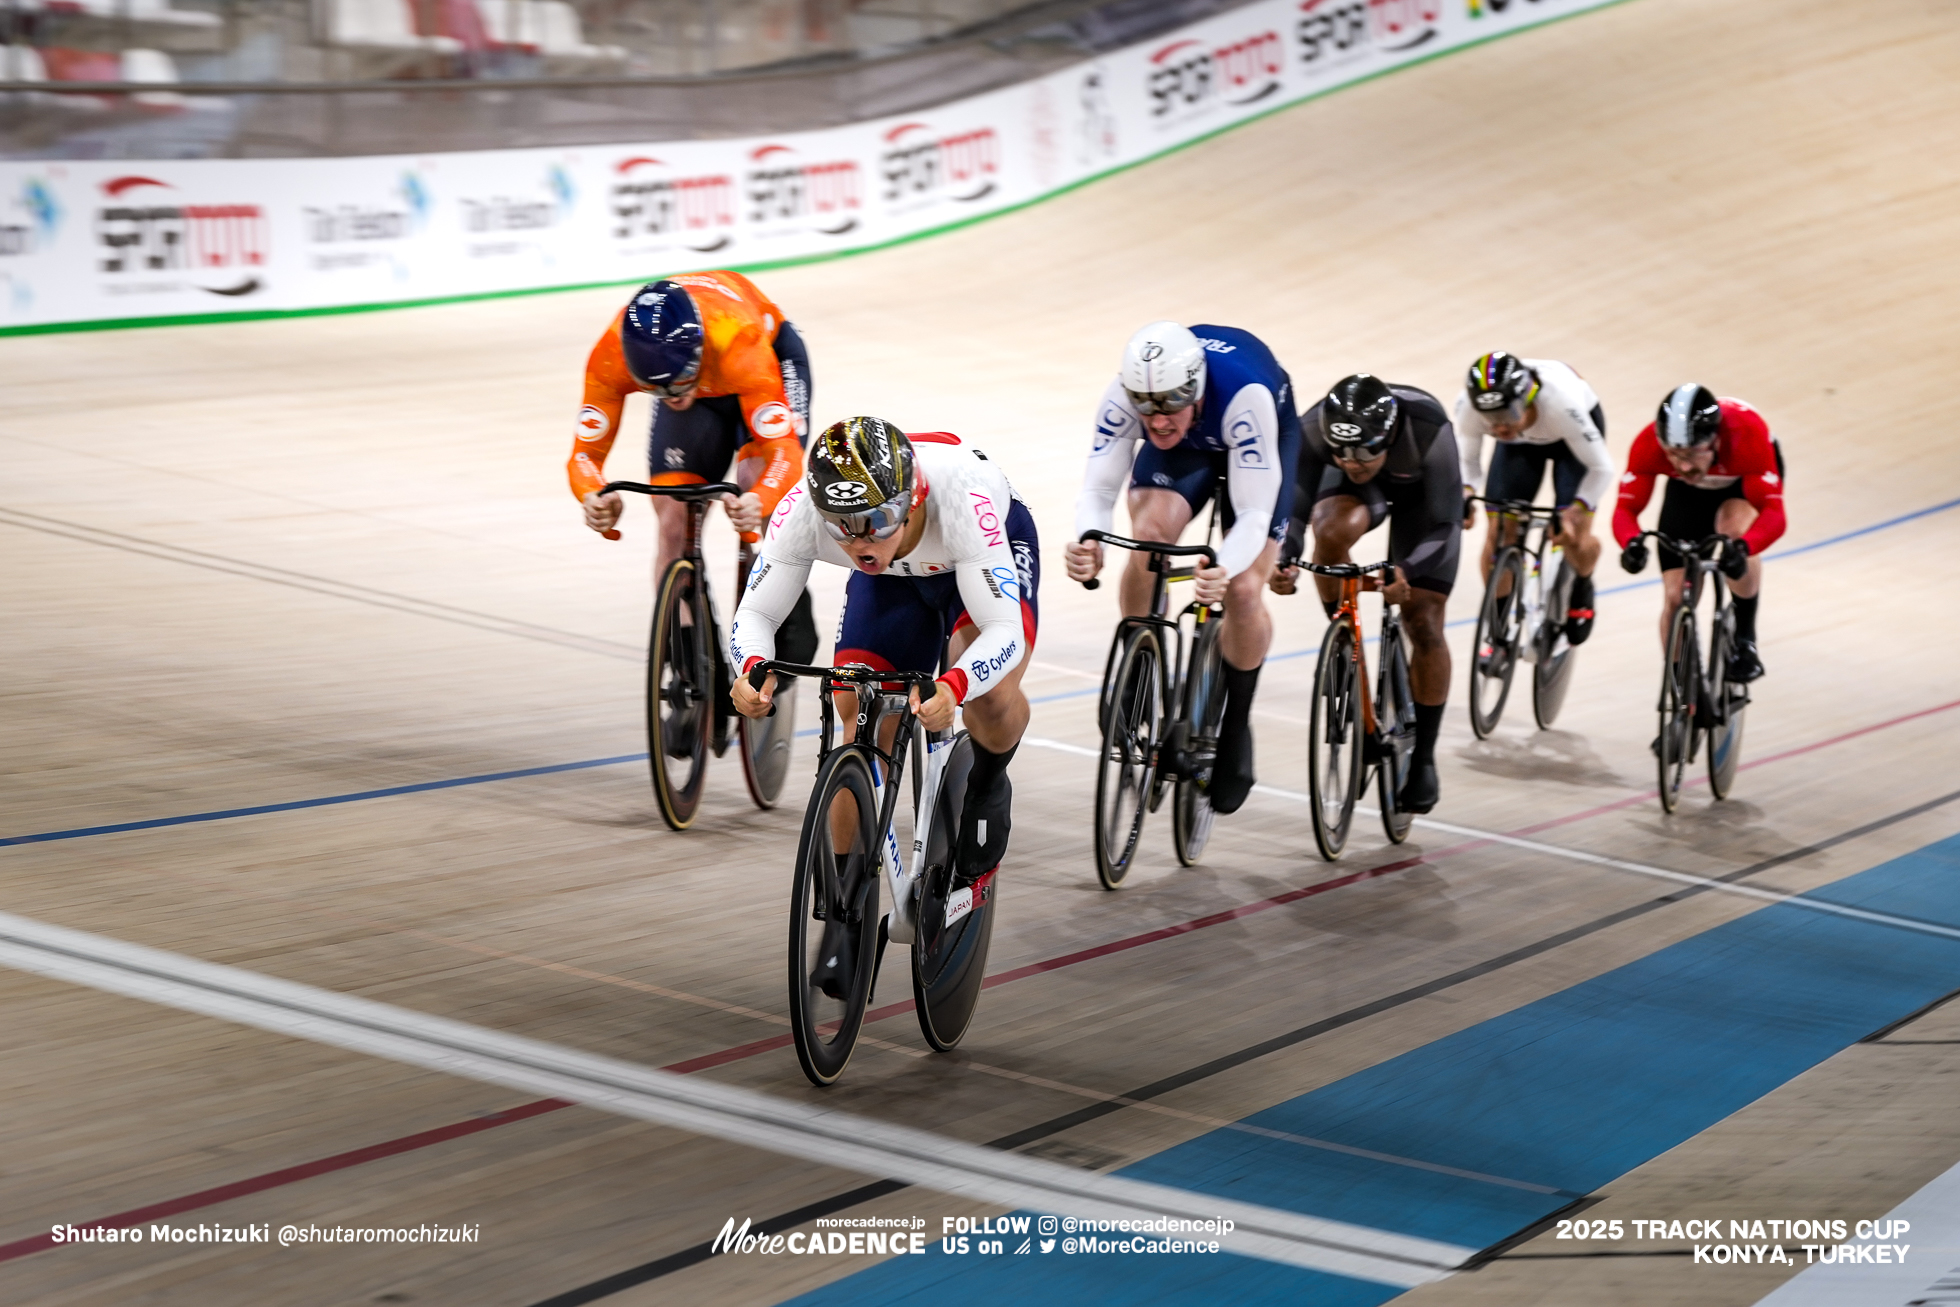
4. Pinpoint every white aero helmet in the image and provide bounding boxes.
[1120,320,1206,415]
